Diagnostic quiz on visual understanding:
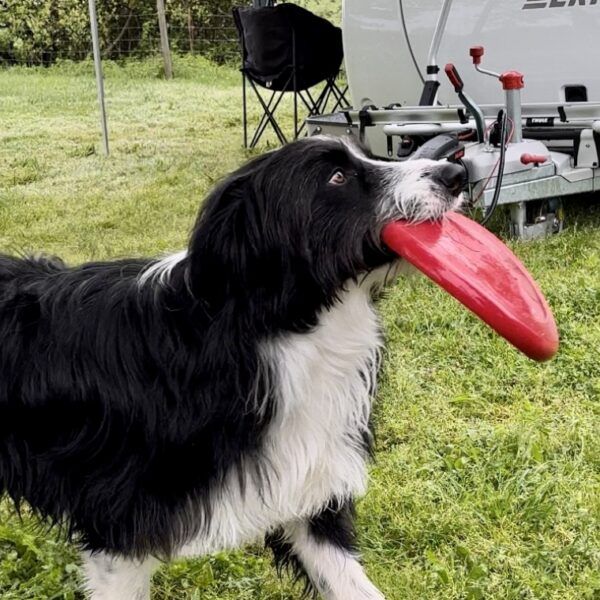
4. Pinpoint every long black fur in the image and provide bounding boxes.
[0,138,394,562]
